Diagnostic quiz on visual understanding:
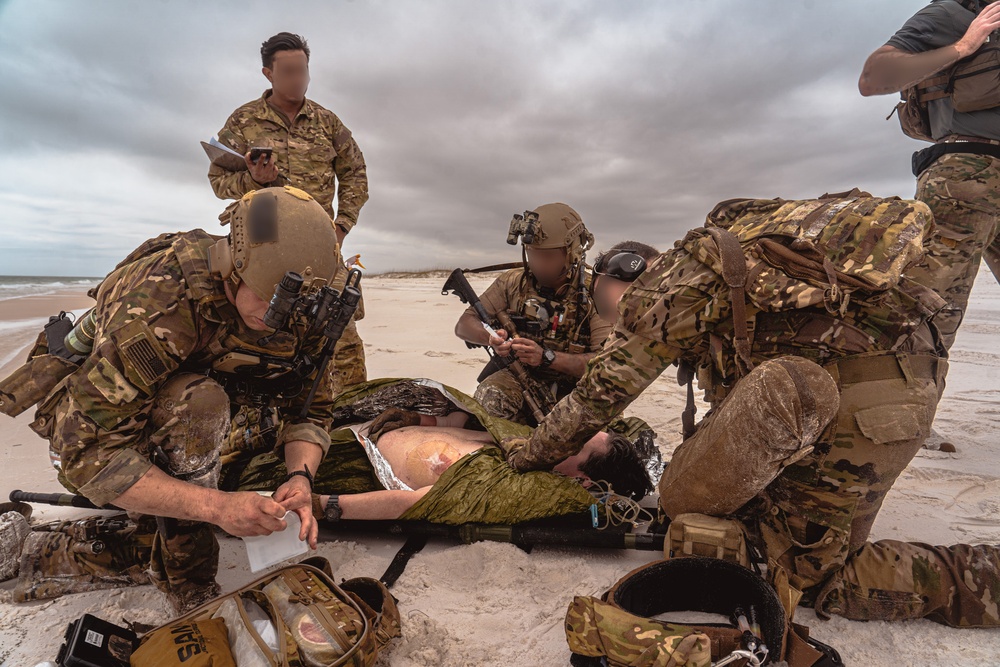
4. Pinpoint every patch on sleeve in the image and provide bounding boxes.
[111,319,174,392]
[86,357,140,405]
